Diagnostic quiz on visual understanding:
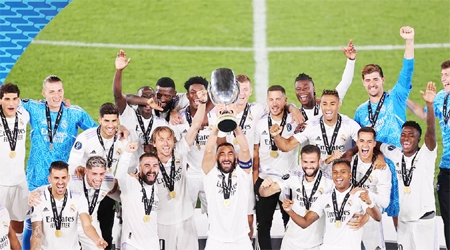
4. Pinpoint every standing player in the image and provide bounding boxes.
[271,89,360,174]
[112,142,160,250]
[295,39,356,121]
[380,82,438,249]
[30,161,108,250]
[353,26,415,221]
[201,109,253,250]
[0,83,29,244]
[406,60,450,248]
[152,88,208,250]
[282,159,382,250]
[68,103,130,249]
[0,205,21,250]
[258,145,334,250]
[113,49,167,155]
[253,85,299,250]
